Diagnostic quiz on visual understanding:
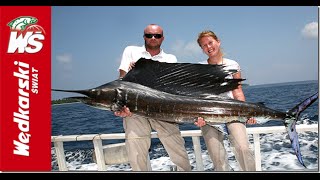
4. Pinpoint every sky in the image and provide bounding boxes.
[52,6,318,100]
